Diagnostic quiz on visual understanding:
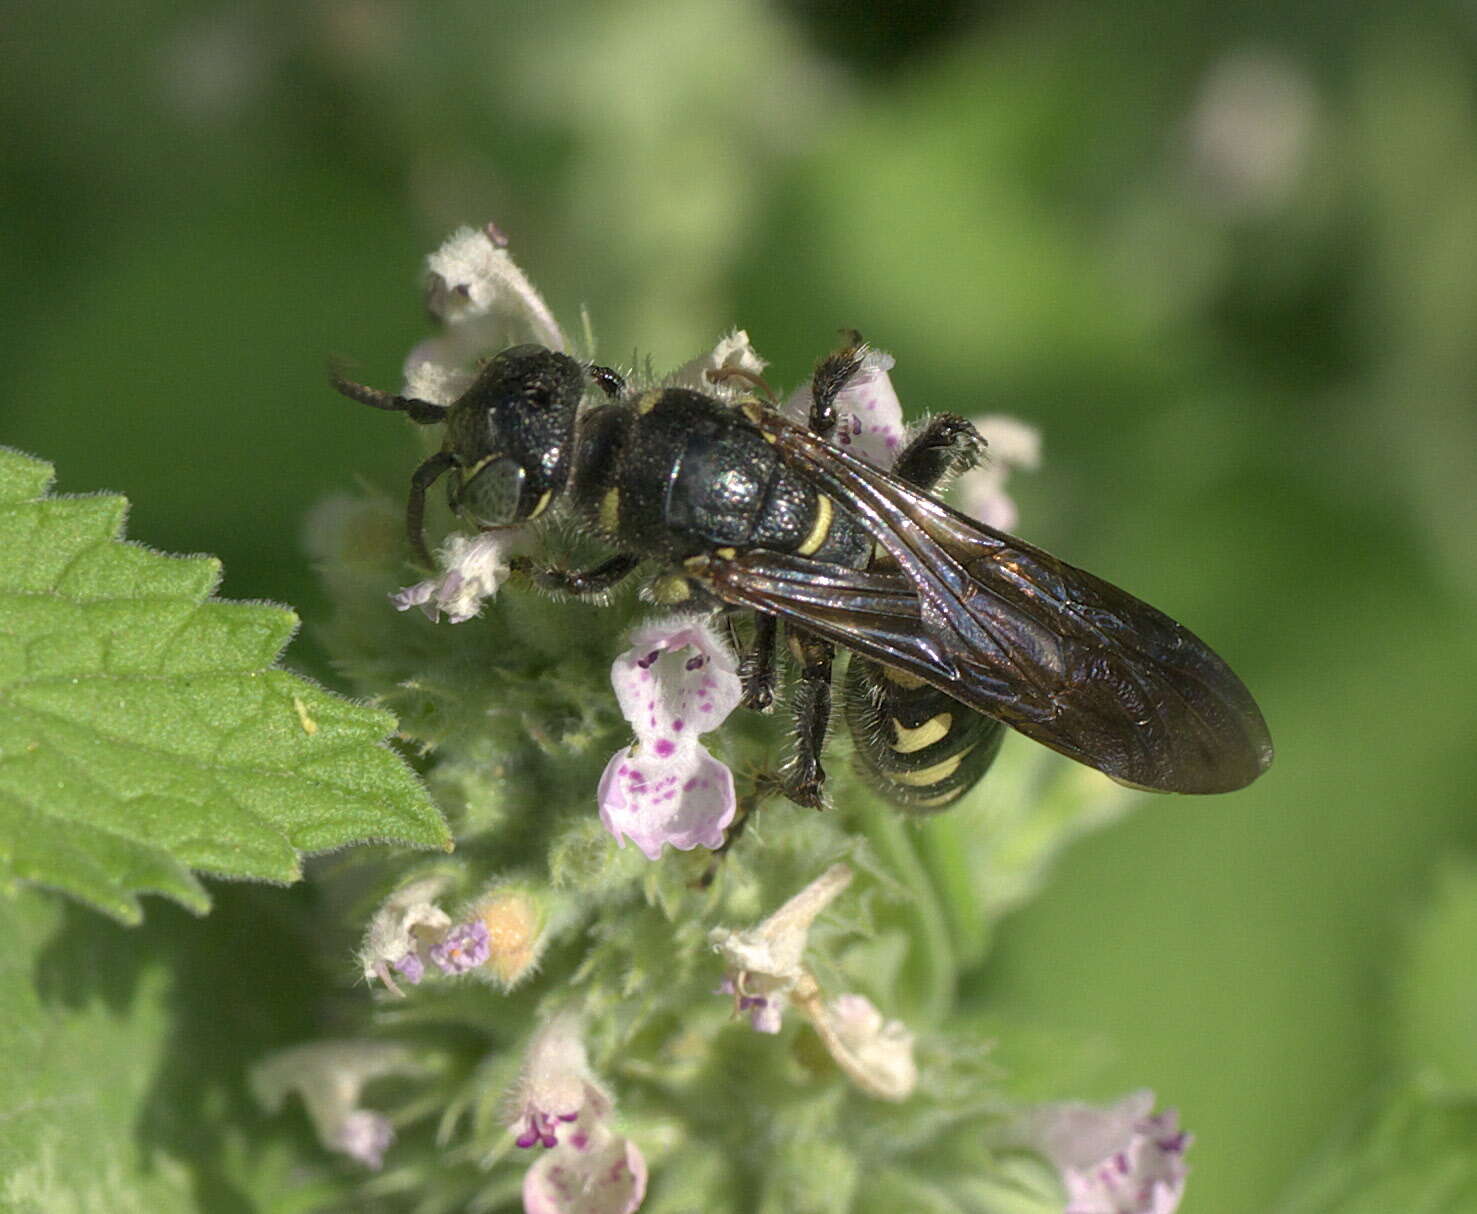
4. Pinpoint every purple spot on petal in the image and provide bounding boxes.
[685,655,705,670]
[684,778,697,791]
[654,738,675,757]
[672,719,684,731]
